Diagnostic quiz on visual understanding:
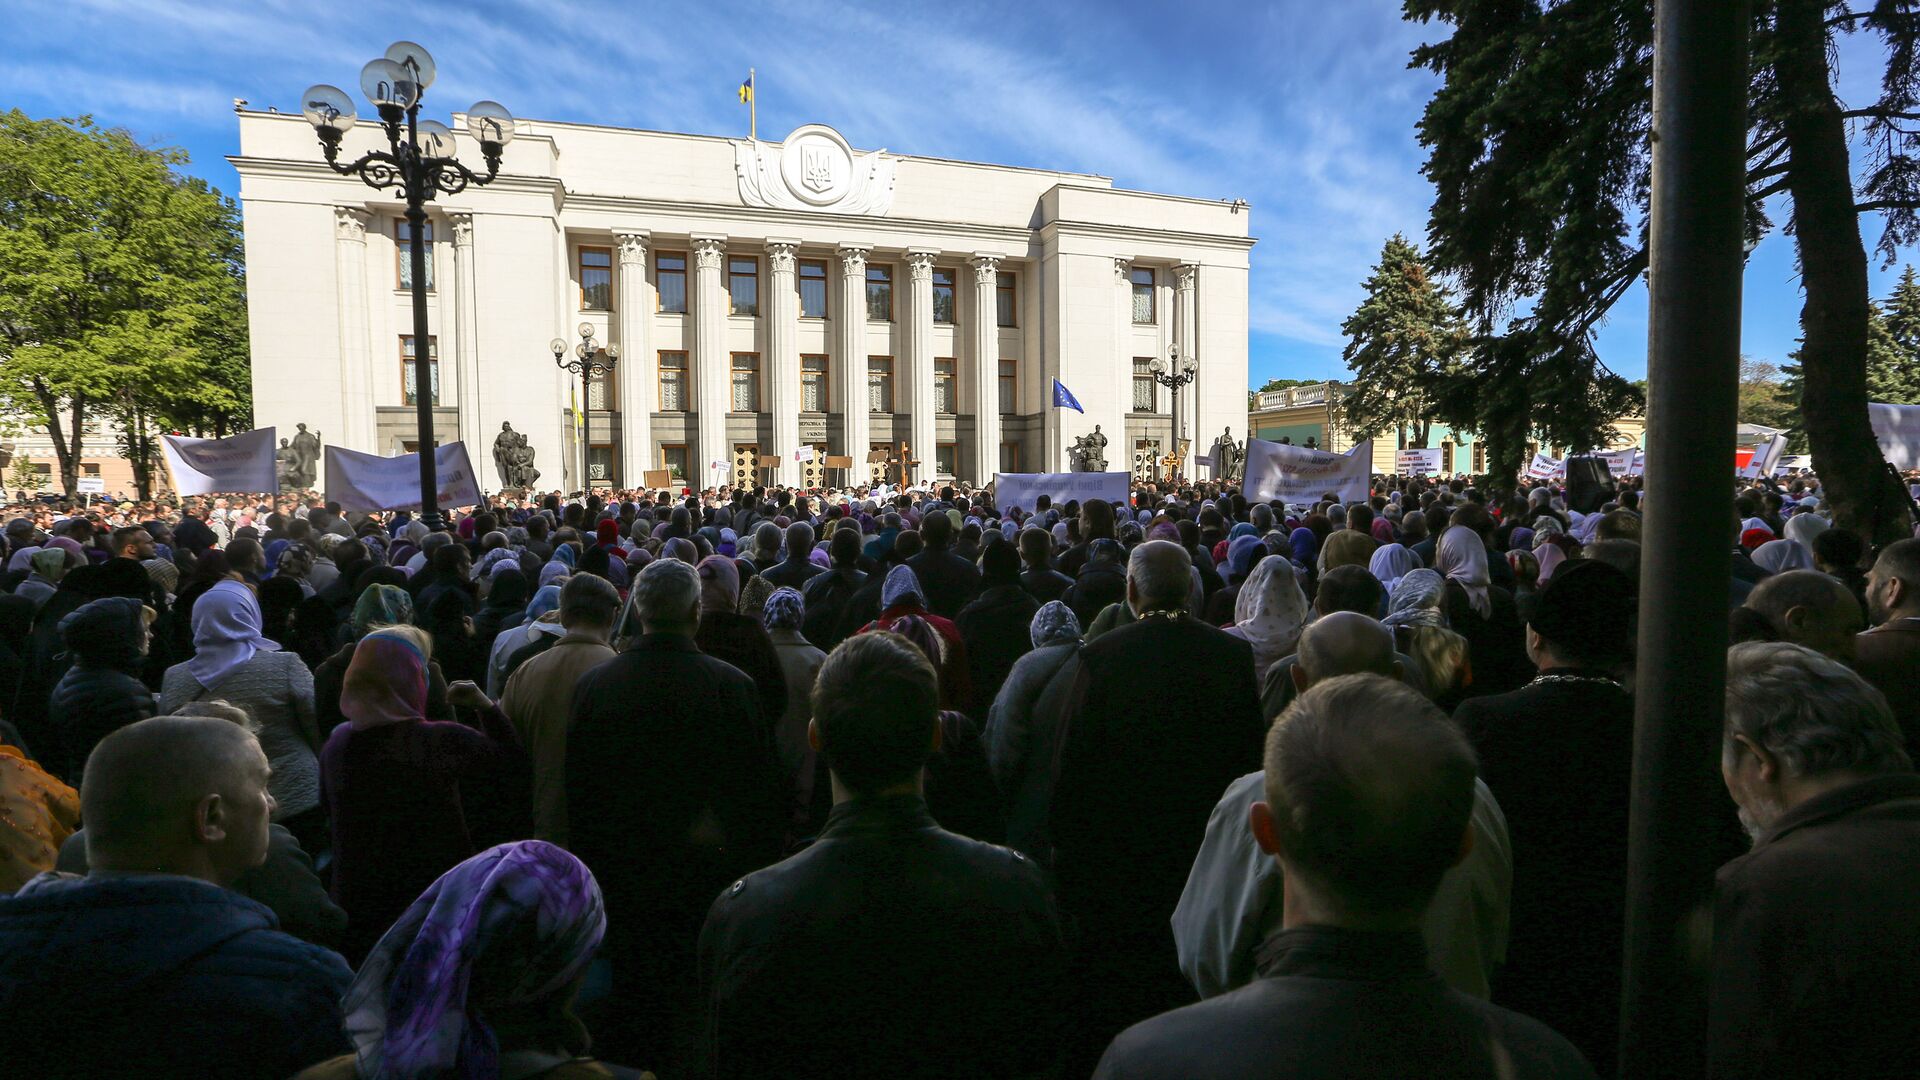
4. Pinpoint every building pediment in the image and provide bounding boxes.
[732,124,895,216]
